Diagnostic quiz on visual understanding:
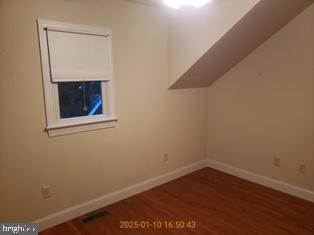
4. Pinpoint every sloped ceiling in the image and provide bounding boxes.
[167,0,260,87]
[125,0,313,89]
[170,0,313,89]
